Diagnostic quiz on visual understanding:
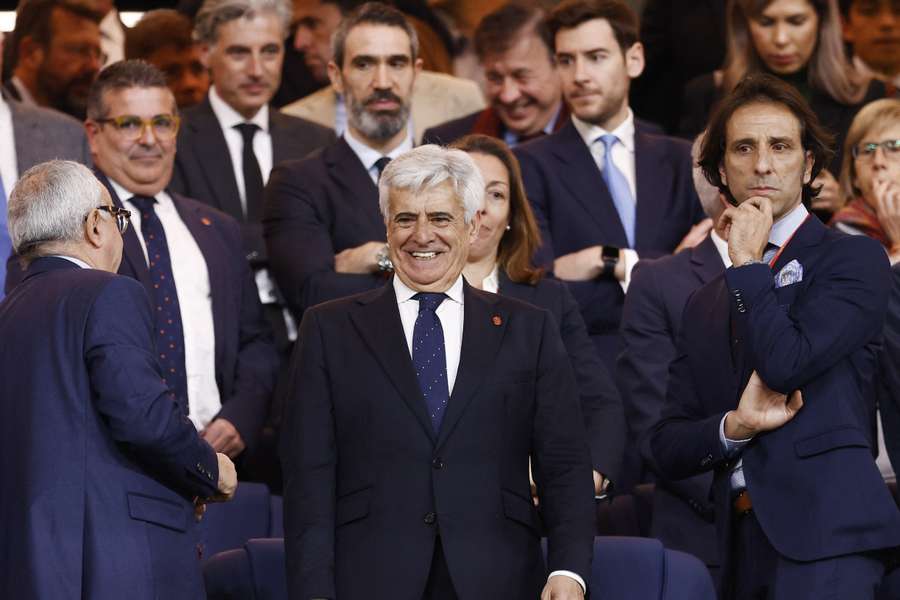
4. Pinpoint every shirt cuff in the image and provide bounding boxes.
[719,411,753,456]
[548,570,586,594]
[618,249,639,293]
